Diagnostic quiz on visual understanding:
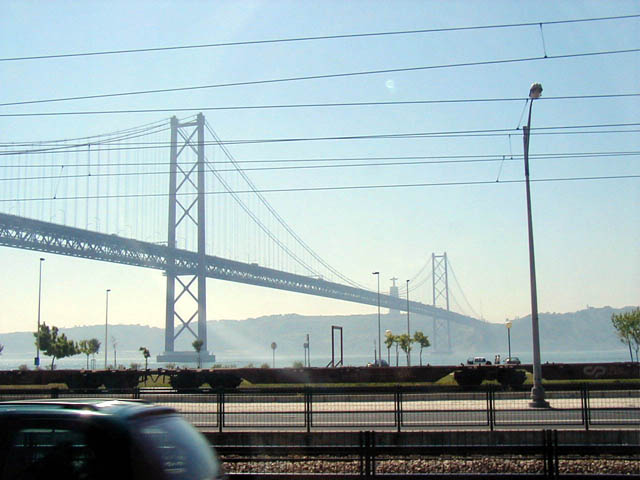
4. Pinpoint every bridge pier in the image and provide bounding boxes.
[159,113,215,365]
